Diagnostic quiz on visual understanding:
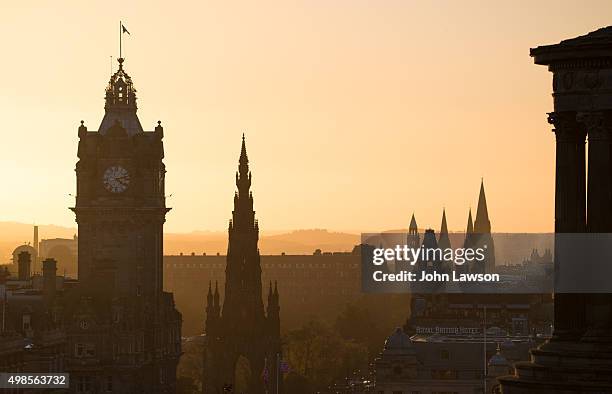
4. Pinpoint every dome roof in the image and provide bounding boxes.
[383,327,415,355]
[12,244,36,262]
